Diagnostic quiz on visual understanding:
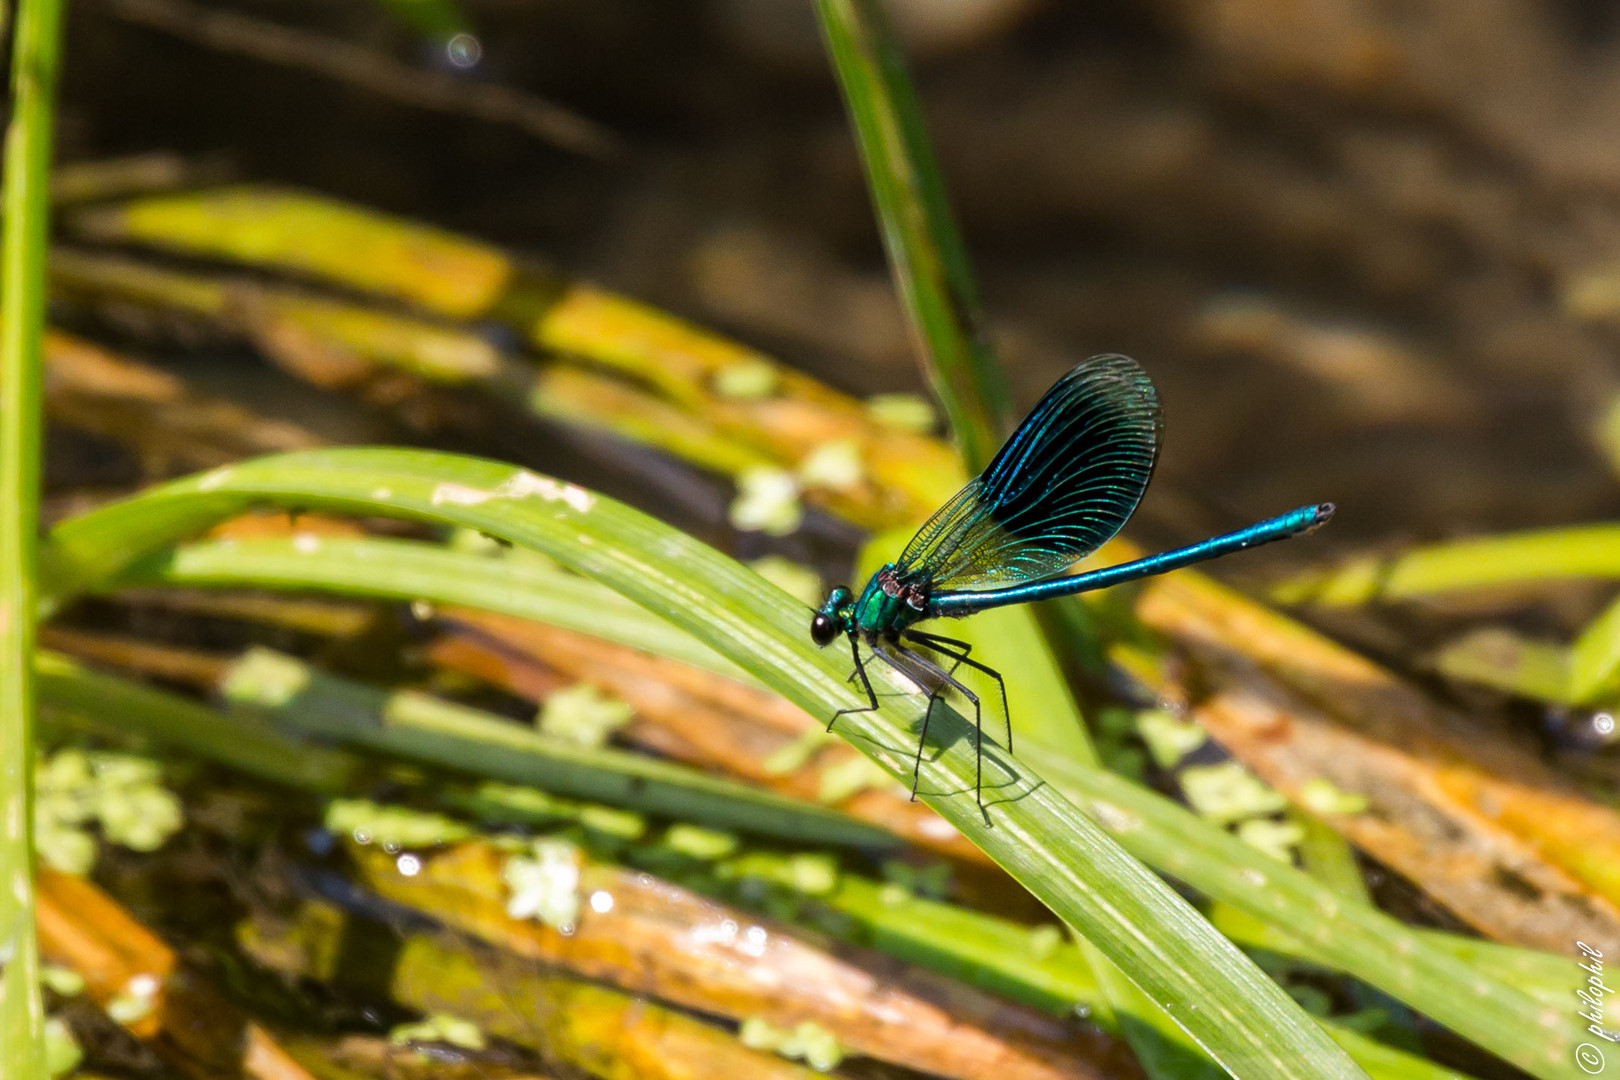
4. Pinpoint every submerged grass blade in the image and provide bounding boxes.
[36,651,364,793]
[361,926,828,1080]
[356,837,1112,1080]
[39,447,1365,1080]
[40,633,891,850]
[218,646,892,849]
[38,640,884,854]
[1138,569,1620,943]
[0,0,67,1068]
